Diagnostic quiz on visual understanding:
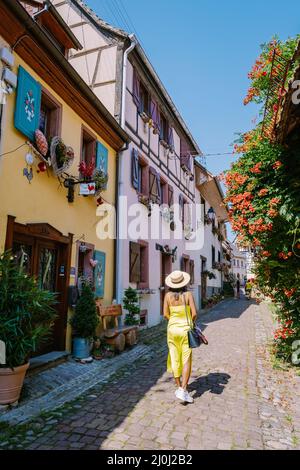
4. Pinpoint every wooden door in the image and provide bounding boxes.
[201,257,207,307]
[12,237,68,355]
[160,253,172,315]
